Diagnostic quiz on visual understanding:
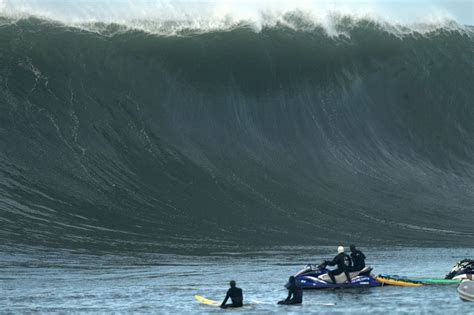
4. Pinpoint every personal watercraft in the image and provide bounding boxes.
[293,263,381,289]
[445,259,474,281]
